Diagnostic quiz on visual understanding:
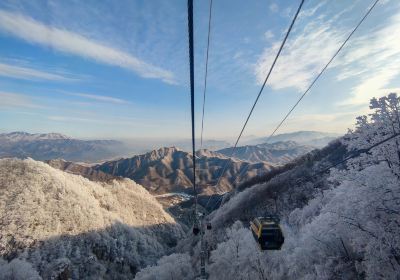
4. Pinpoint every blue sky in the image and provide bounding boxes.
[0,0,399,141]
